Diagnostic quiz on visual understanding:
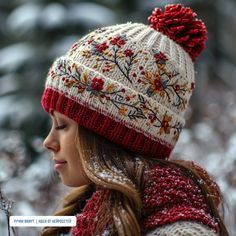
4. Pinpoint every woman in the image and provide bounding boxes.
[41,4,229,236]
